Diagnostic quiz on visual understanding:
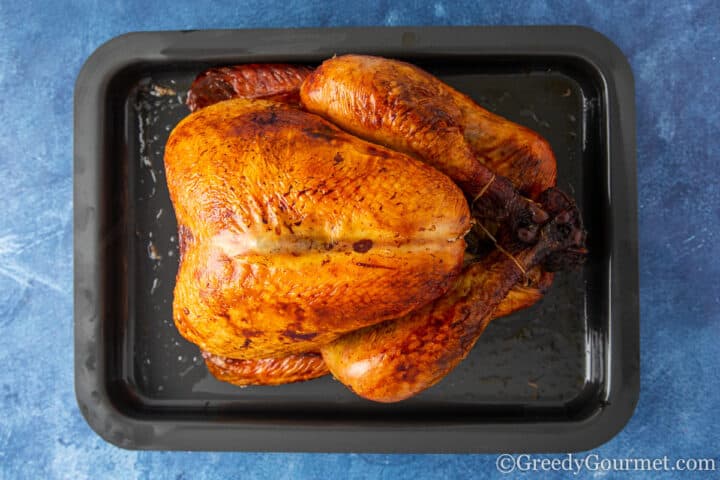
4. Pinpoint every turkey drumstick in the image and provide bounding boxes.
[186,59,554,245]
[321,192,585,402]
[300,54,557,243]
